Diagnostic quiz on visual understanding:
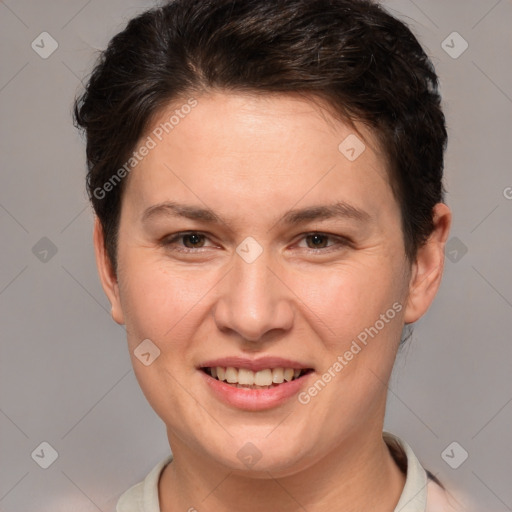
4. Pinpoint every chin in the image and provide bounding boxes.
[198,430,317,477]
